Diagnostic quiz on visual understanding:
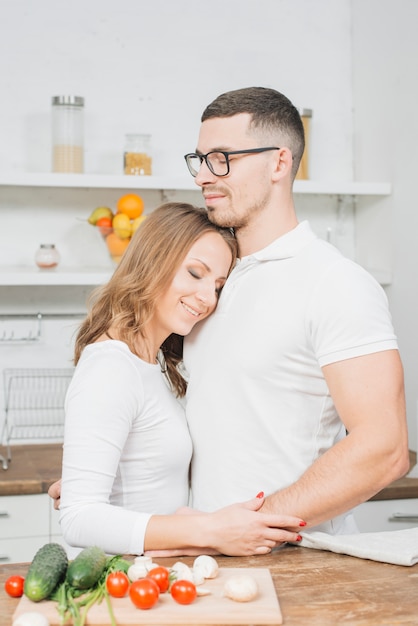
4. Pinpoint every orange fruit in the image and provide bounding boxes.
[105,231,130,262]
[116,193,144,220]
